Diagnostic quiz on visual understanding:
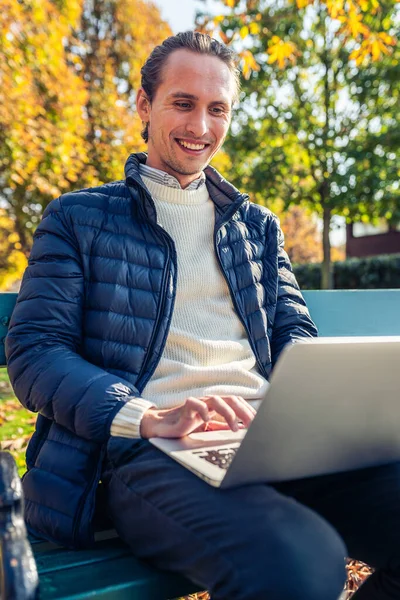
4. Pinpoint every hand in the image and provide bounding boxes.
[140,395,257,439]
